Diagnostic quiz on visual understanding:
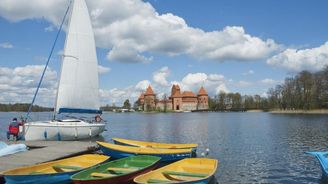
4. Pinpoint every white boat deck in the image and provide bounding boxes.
[0,141,99,172]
